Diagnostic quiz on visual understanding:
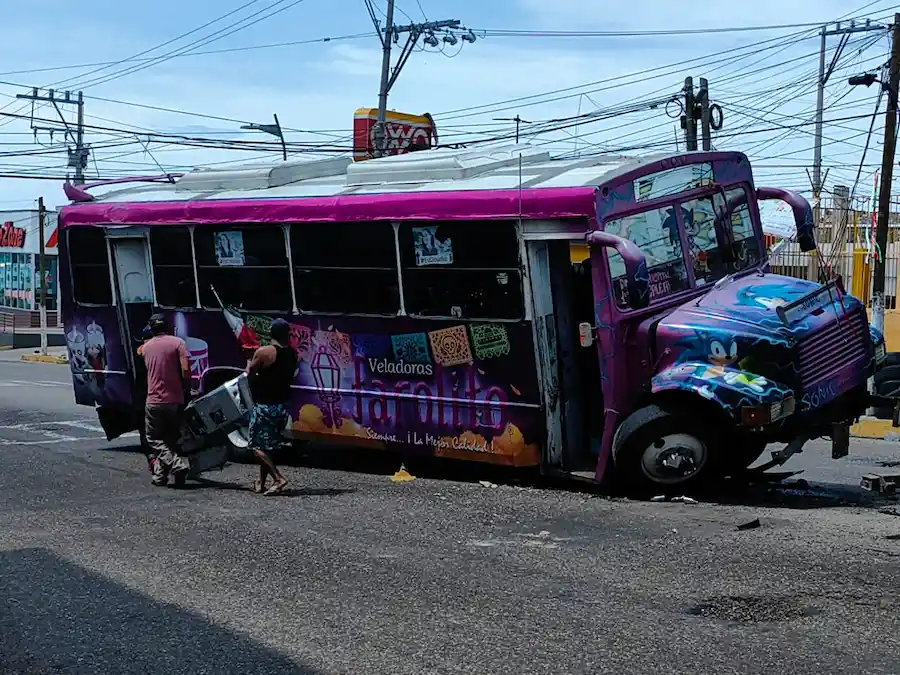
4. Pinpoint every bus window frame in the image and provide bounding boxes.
[289,220,403,318]
[603,181,763,315]
[397,219,527,323]
[148,225,200,310]
[67,226,117,308]
[193,223,294,313]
